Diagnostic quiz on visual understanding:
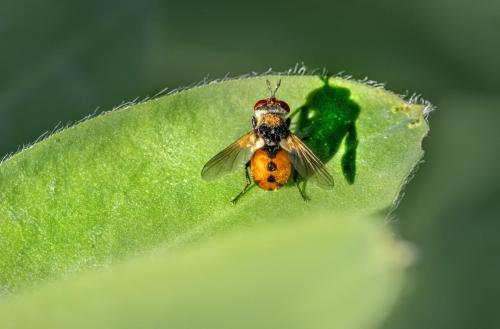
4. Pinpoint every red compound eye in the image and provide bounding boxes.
[276,100,290,113]
[253,99,268,111]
